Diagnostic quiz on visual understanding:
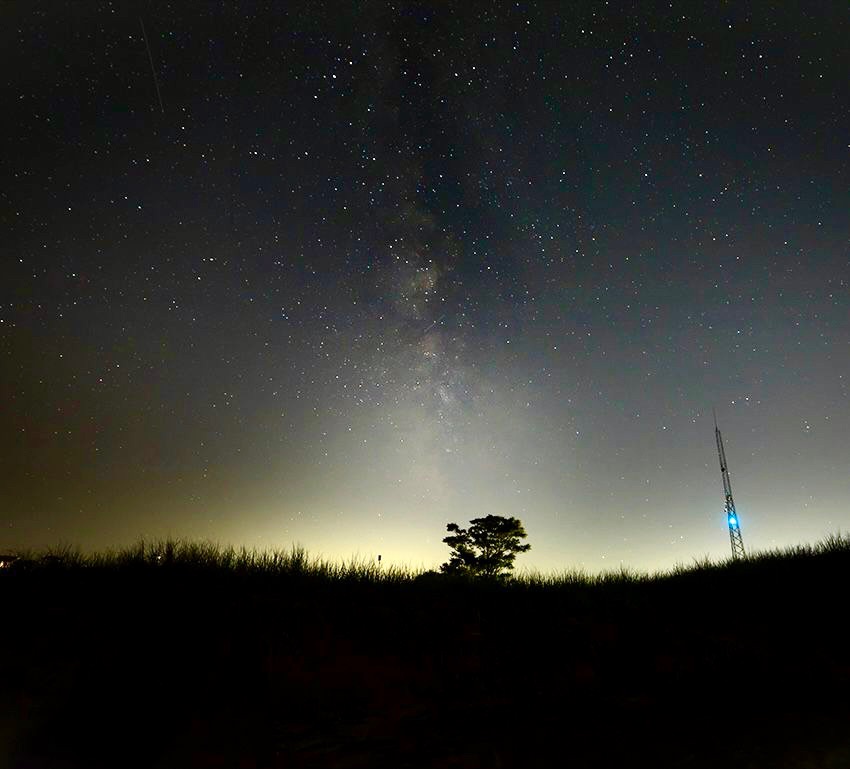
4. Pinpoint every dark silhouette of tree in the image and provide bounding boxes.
[440,514,531,578]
